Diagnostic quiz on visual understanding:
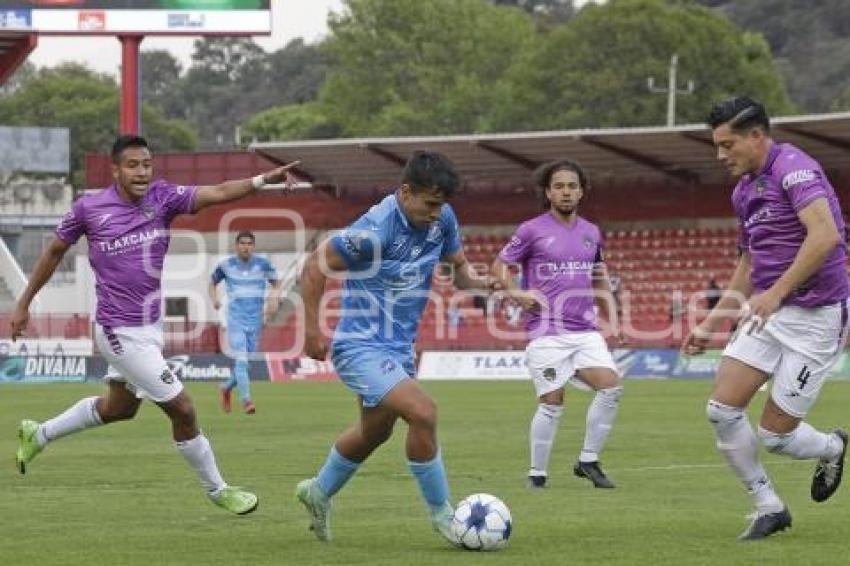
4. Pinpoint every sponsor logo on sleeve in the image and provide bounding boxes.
[781,169,816,190]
